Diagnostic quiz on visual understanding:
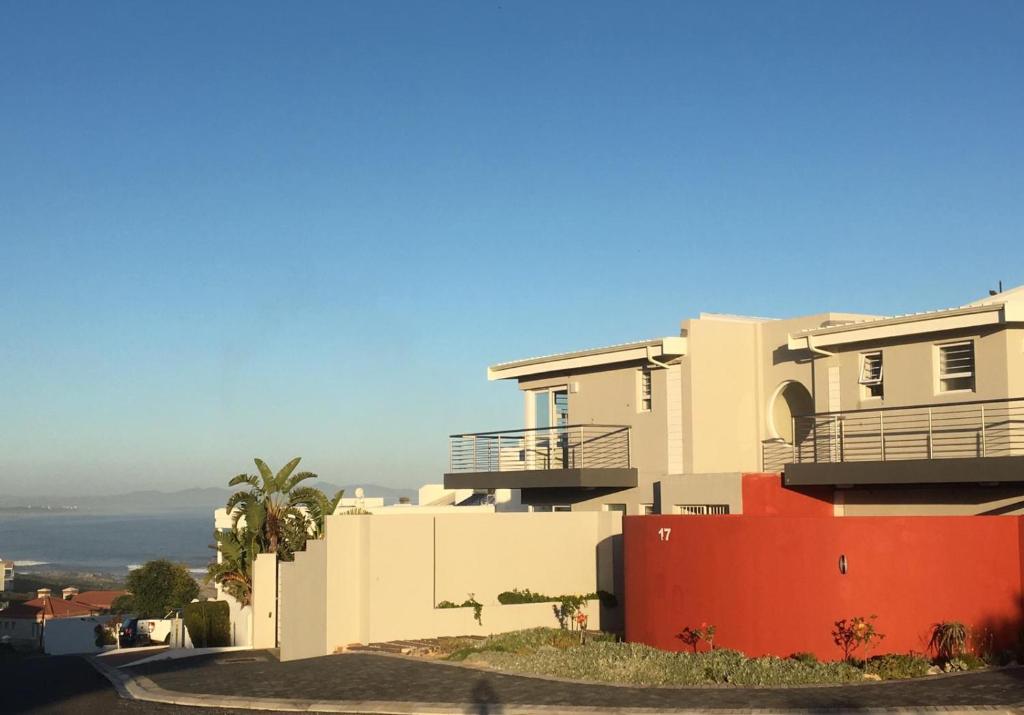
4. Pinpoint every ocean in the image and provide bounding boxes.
[0,511,214,575]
